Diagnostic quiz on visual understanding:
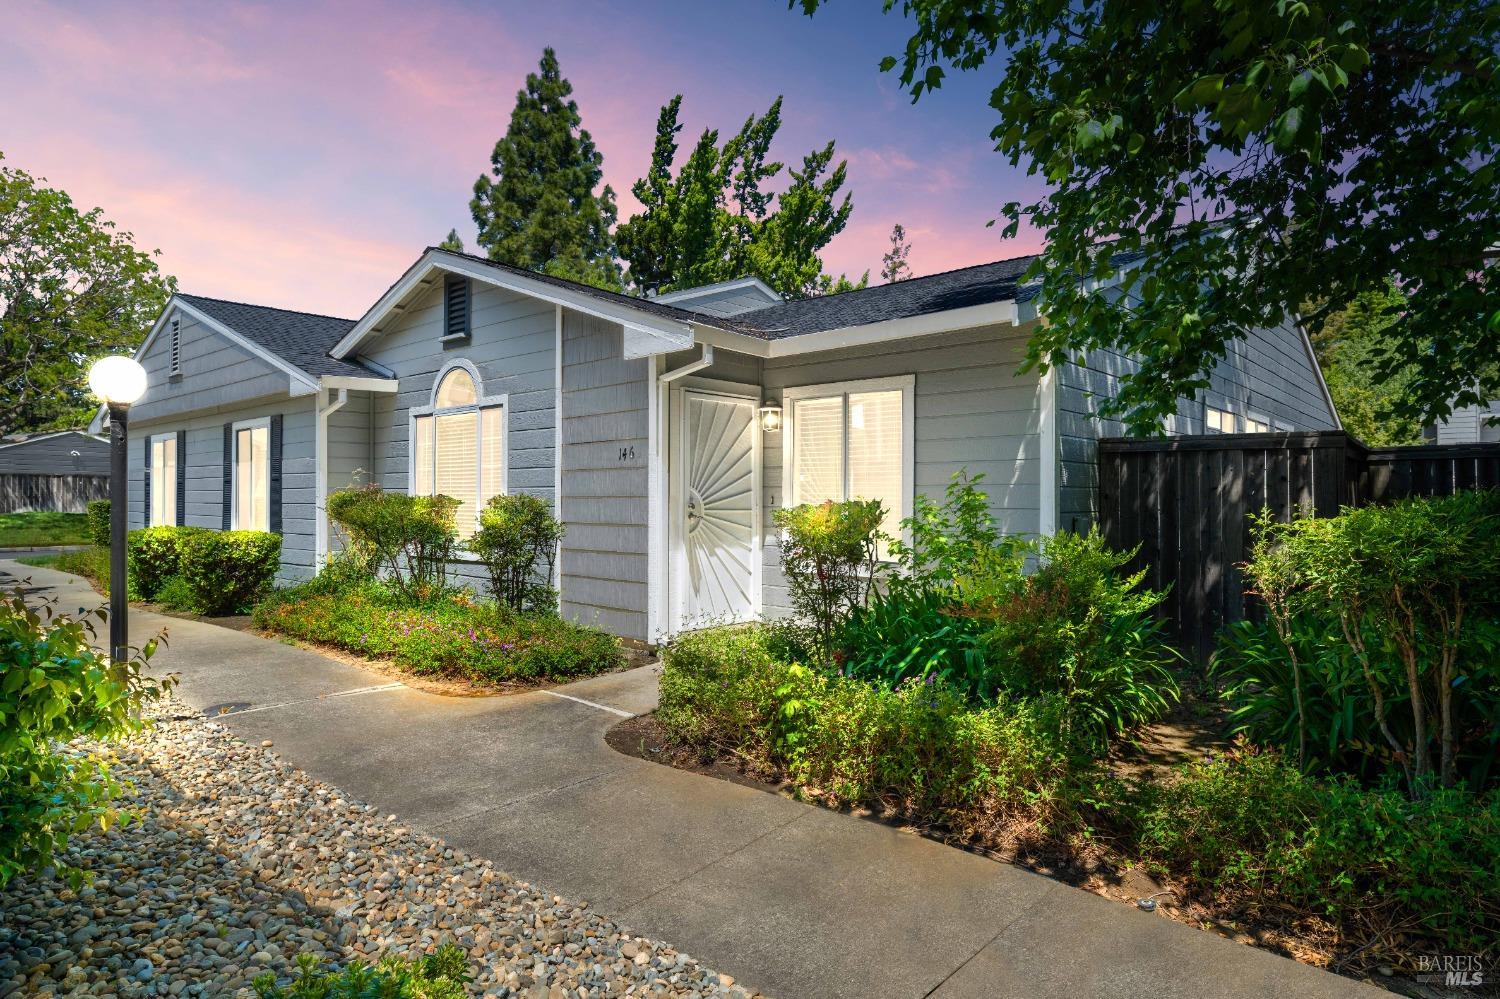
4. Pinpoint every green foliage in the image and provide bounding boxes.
[86,500,112,547]
[772,499,884,658]
[0,587,172,886]
[1231,493,1500,793]
[126,525,206,601]
[436,228,464,254]
[616,95,865,298]
[468,493,564,613]
[177,530,282,615]
[0,511,92,548]
[253,582,622,683]
[36,546,112,594]
[0,152,176,436]
[1311,282,1426,446]
[252,944,470,999]
[326,485,459,601]
[152,575,201,614]
[469,48,621,291]
[880,223,914,283]
[794,0,1500,431]
[659,624,1088,836]
[1131,746,1500,952]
